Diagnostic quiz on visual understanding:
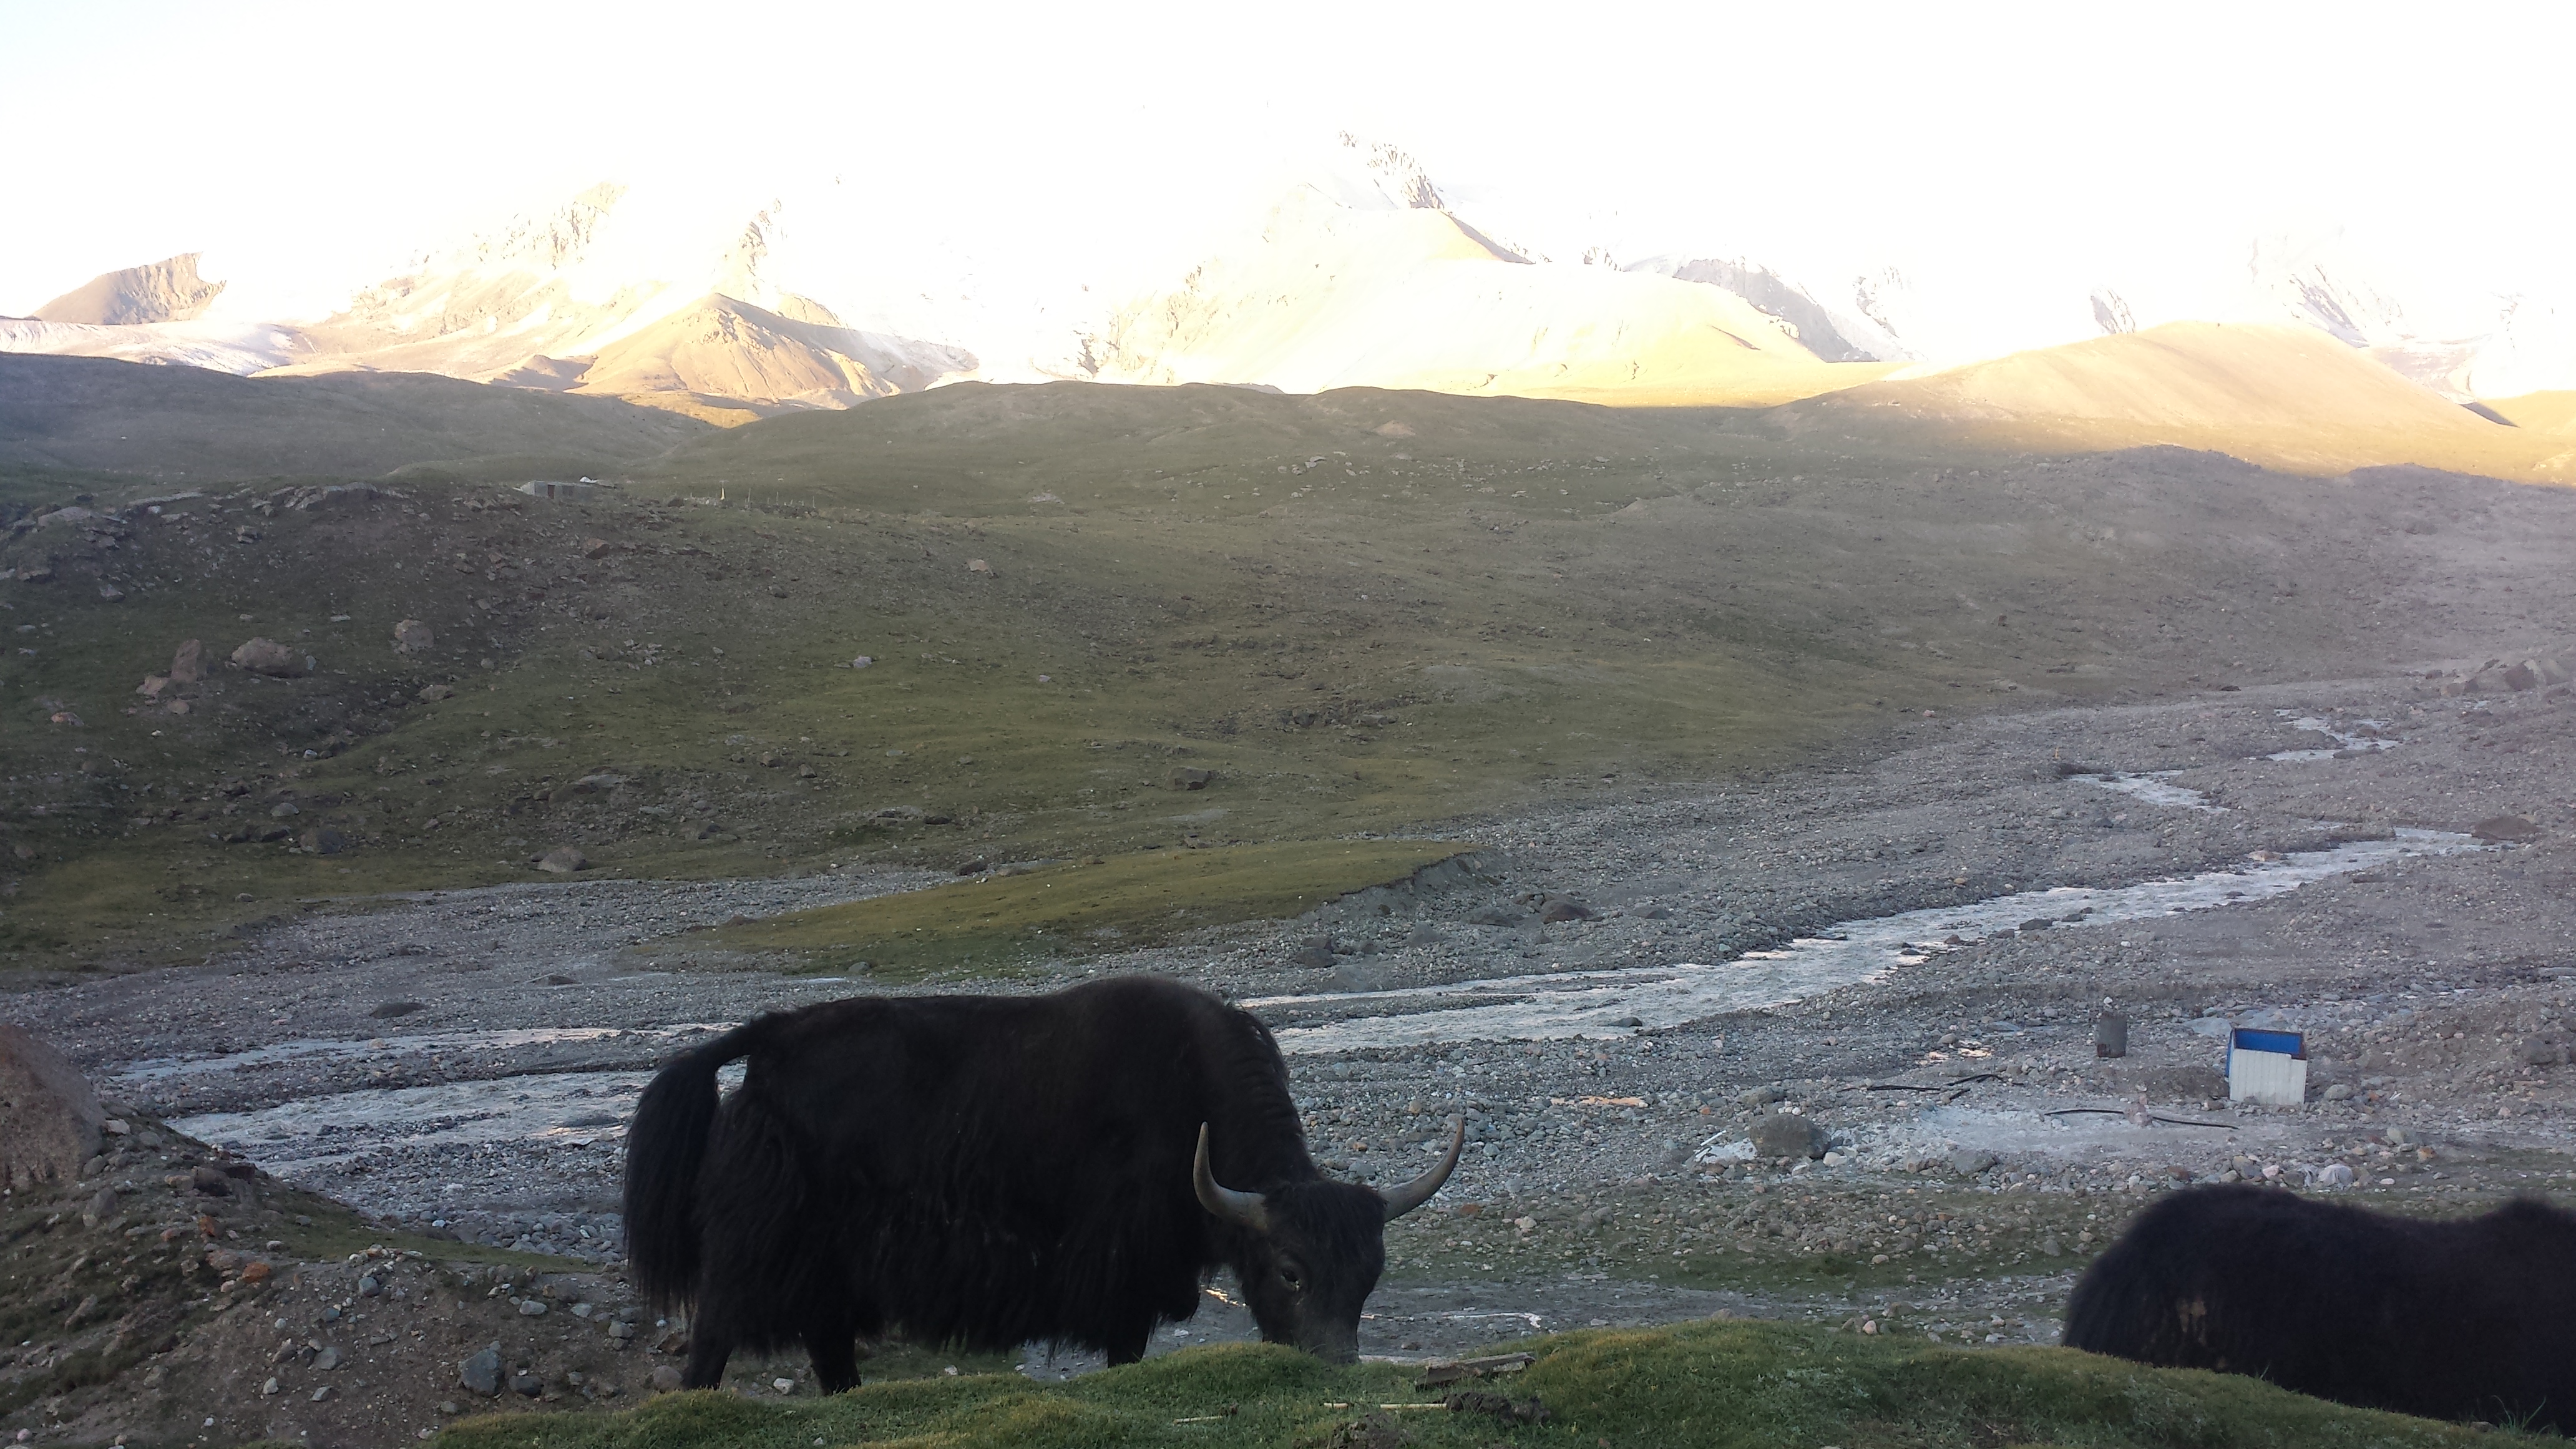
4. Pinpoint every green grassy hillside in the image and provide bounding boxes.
[436,1320,2496,1449]
[0,353,708,485]
[1,381,2549,970]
